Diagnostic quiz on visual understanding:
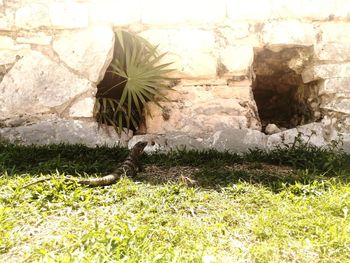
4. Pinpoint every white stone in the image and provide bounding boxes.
[141,0,226,25]
[145,84,261,136]
[265,123,281,135]
[0,119,131,147]
[0,49,31,65]
[321,22,350,43]
[314,43,350,62]
[140,29,217,78]
[15,3,50,29]
[0,9,14,30]
[49,2,88,29]
[16,33,52,45]
[270,0,330,20]
[89,0,141,26]
[0,51,95,120]
[217,24,251,43]
[267,123,326,150]
[321,98,350,114]
[0,36,31,65]
[211,129,267,153]
[53,25,114,83]
[302,63,350,83]
[219,46,254,76]
[319,78,350,95]
[262,20,316,46]
[69,97,95,118]
[227,0,272,21]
